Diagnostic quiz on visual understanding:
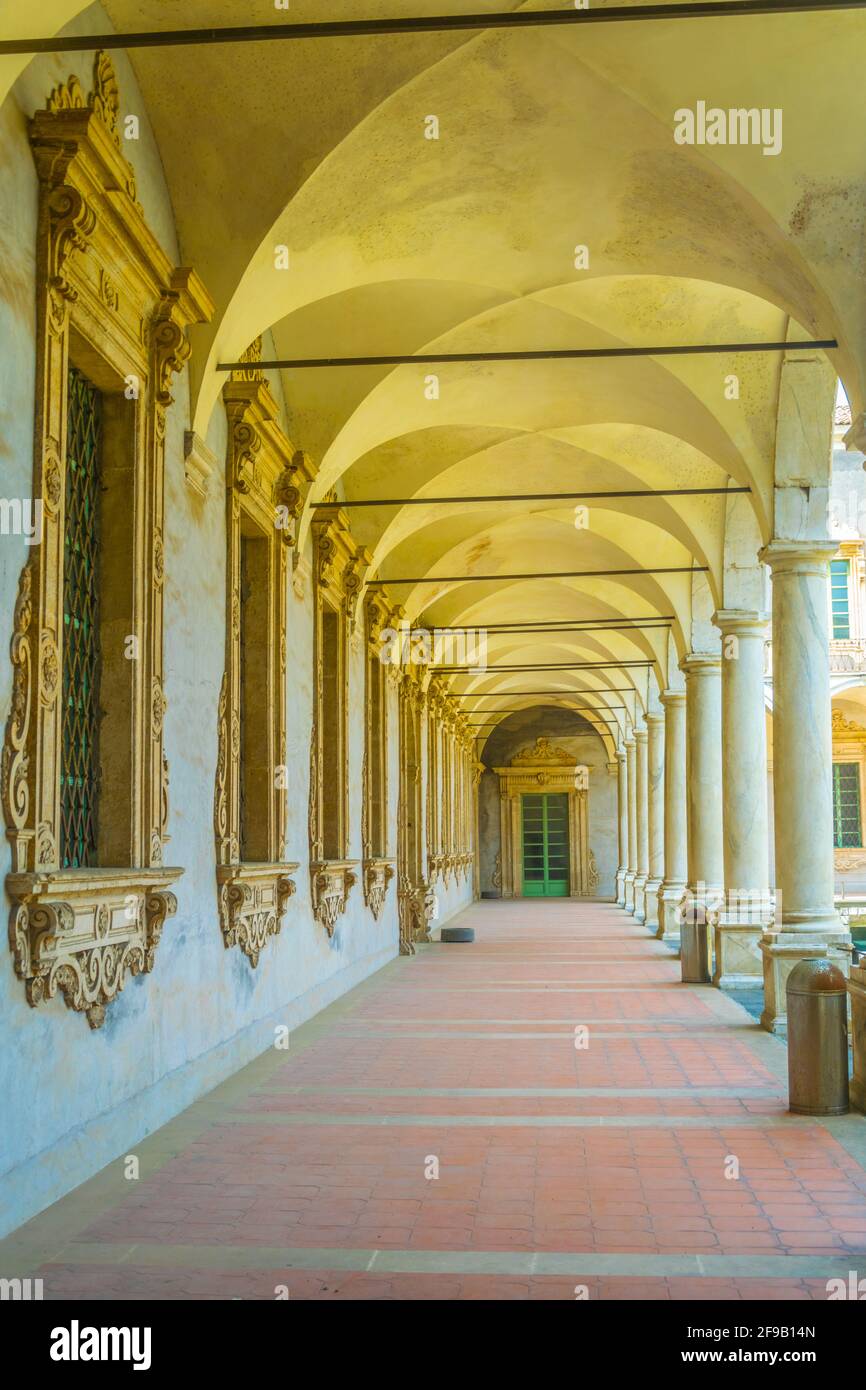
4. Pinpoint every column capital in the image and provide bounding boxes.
[633,723,648,744]
[712,608,769,638]
[660,688,687,707]
[616,747,627,763]
[759,538,838,576]
[679,652,721,677]
[646,710,665,728]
